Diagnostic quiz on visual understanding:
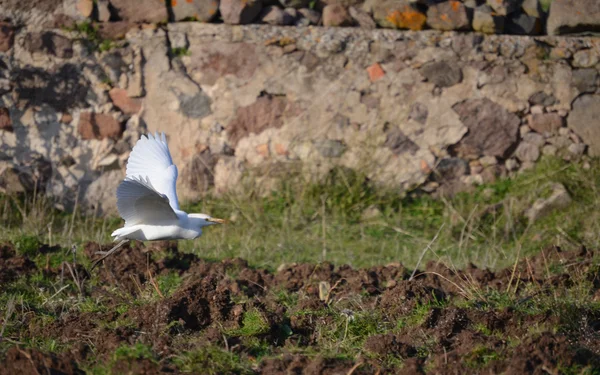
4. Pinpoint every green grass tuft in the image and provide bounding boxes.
[14,235,40,257]
[156,272,183,297]
[114,343,156,362]
[172,346,254,374]
[465,346,501,368]
[226,309,271,337]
